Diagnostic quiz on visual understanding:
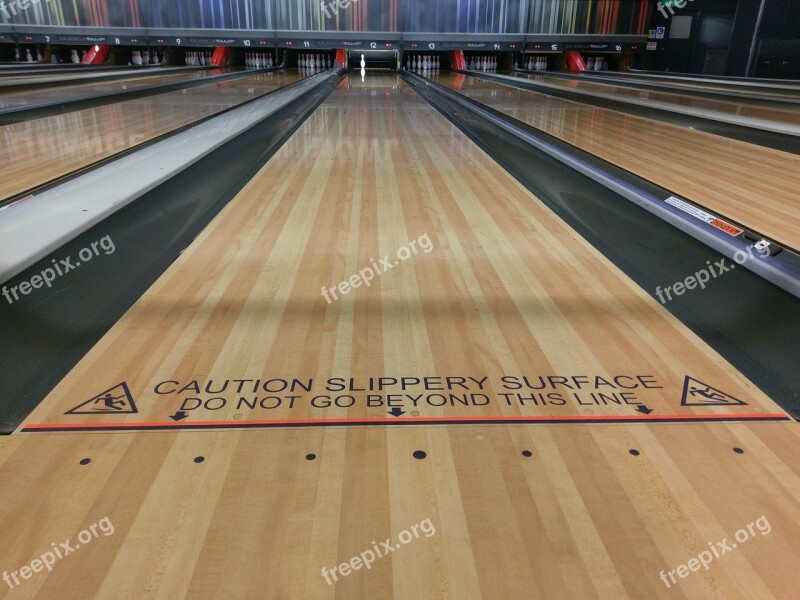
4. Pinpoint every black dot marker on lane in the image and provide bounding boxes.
[306,454,316,461]
[629,449,640,456]
[733,447,744,454]
[79,458,91,465]
[194,456,205,463]
[413,450,427,460]
[522,451,533,458]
